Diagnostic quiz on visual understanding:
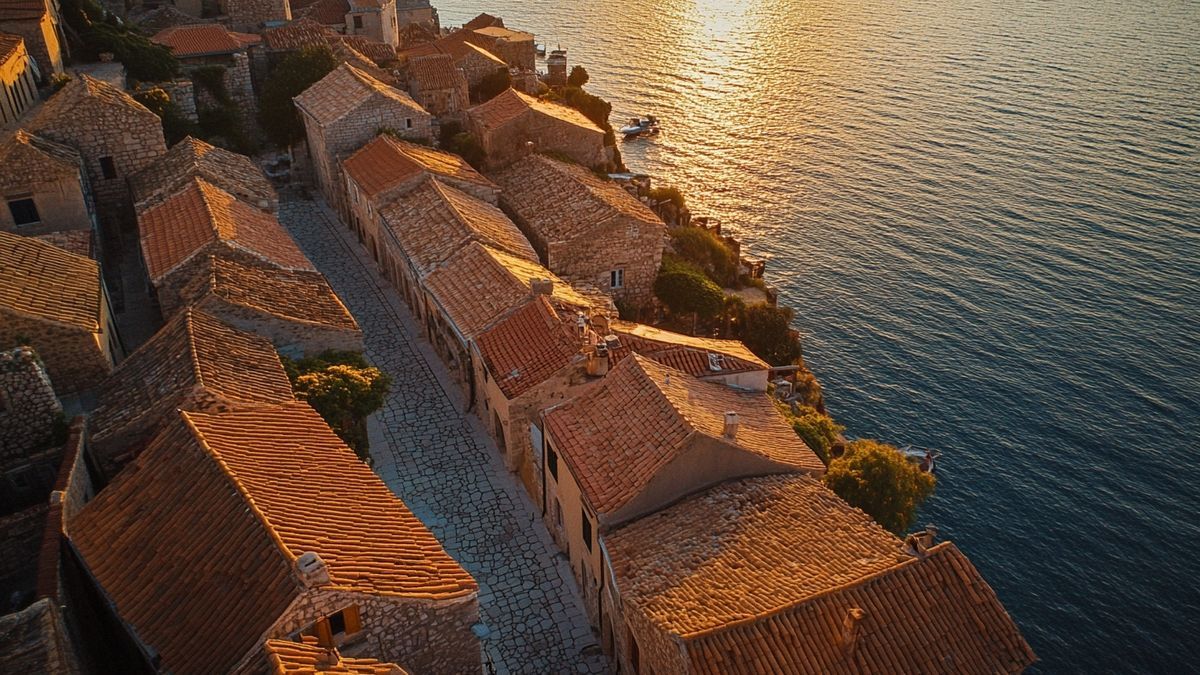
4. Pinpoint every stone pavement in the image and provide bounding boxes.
[279,190,610,675]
